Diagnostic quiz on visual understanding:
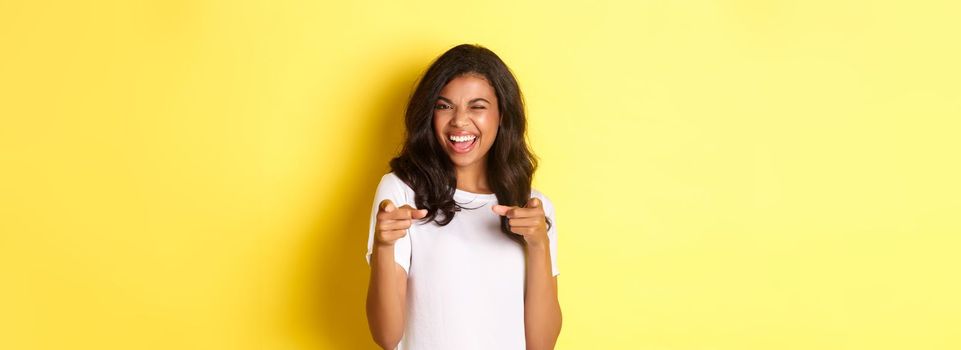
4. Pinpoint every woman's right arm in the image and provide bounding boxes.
[366,199,426,350]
